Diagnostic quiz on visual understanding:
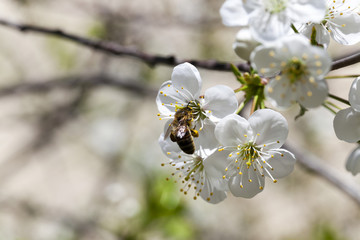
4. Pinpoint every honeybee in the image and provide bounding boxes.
[165,106,199,154]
